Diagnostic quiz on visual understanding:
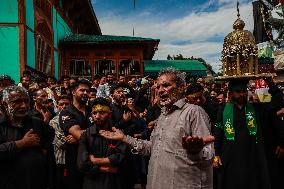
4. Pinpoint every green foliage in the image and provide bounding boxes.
[268,4,284,48]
